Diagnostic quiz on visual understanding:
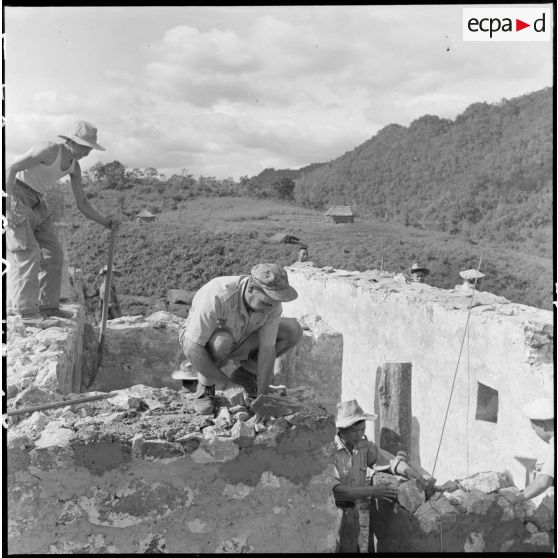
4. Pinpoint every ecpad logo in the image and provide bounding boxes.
[463,8,551,41]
